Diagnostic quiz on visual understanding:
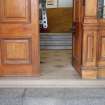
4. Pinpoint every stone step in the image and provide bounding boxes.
[0,79,104,88]
[41,41,72,45]
[40,38,72,41]
[40,33,72,36]
[41,46,72,49]
[41,35,72,39]
[40,33,72,50]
